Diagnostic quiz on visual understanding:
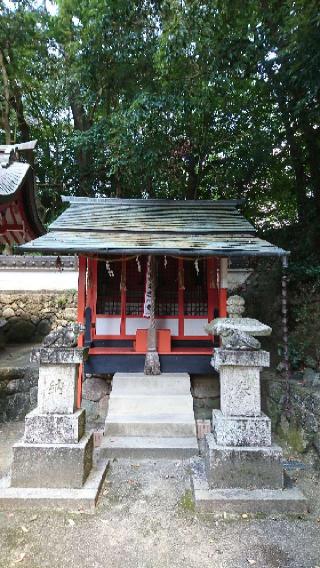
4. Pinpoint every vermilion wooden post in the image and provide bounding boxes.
[219,257,228,318]
[77,255,87,409]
